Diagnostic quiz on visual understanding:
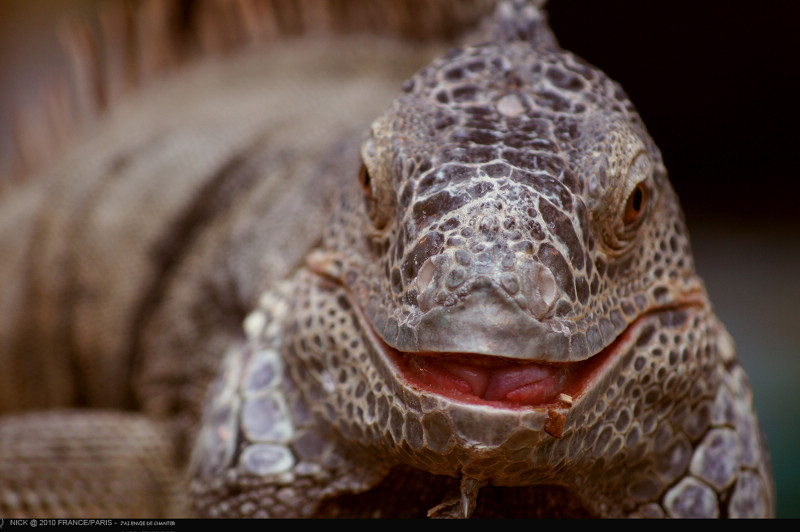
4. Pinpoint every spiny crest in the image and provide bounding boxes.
[3,0,497,183]
[476,0,556,48]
